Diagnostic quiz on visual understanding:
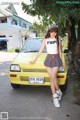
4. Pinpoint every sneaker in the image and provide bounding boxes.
[56,89,63,101]
[52,93,60,108]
